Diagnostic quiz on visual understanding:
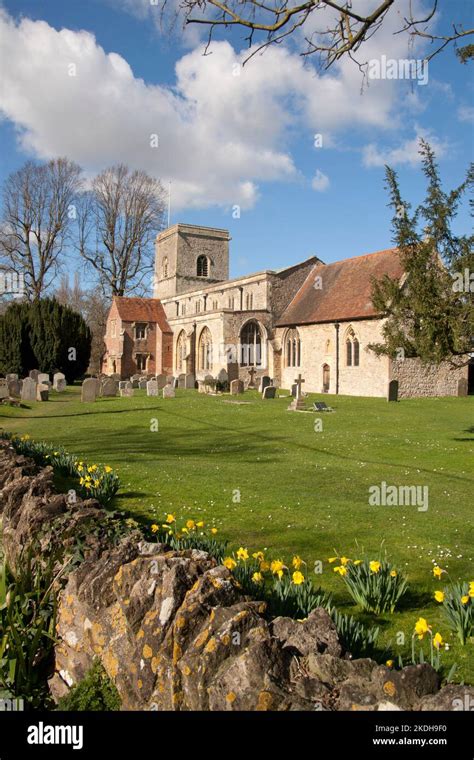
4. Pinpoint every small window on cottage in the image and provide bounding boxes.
[135,323,147,340]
